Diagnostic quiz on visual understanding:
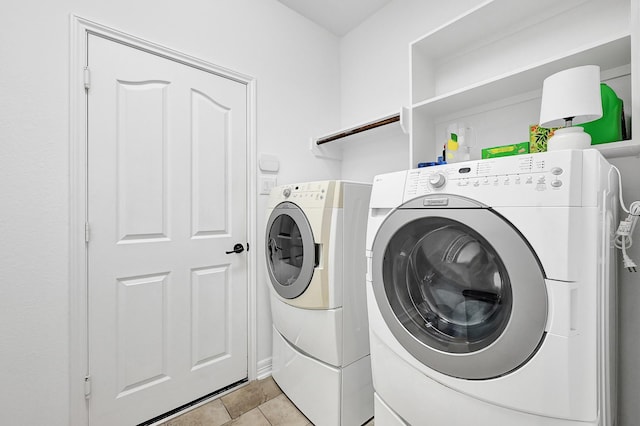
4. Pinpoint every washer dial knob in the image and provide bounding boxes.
[429,173,447,188]
[282,188,291,198]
